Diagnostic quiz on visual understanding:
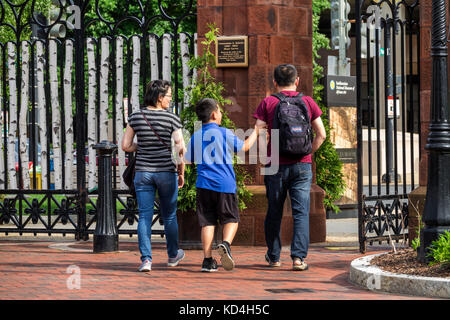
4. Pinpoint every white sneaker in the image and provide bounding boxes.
[167,249,185,267]
[138,259,152,272]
